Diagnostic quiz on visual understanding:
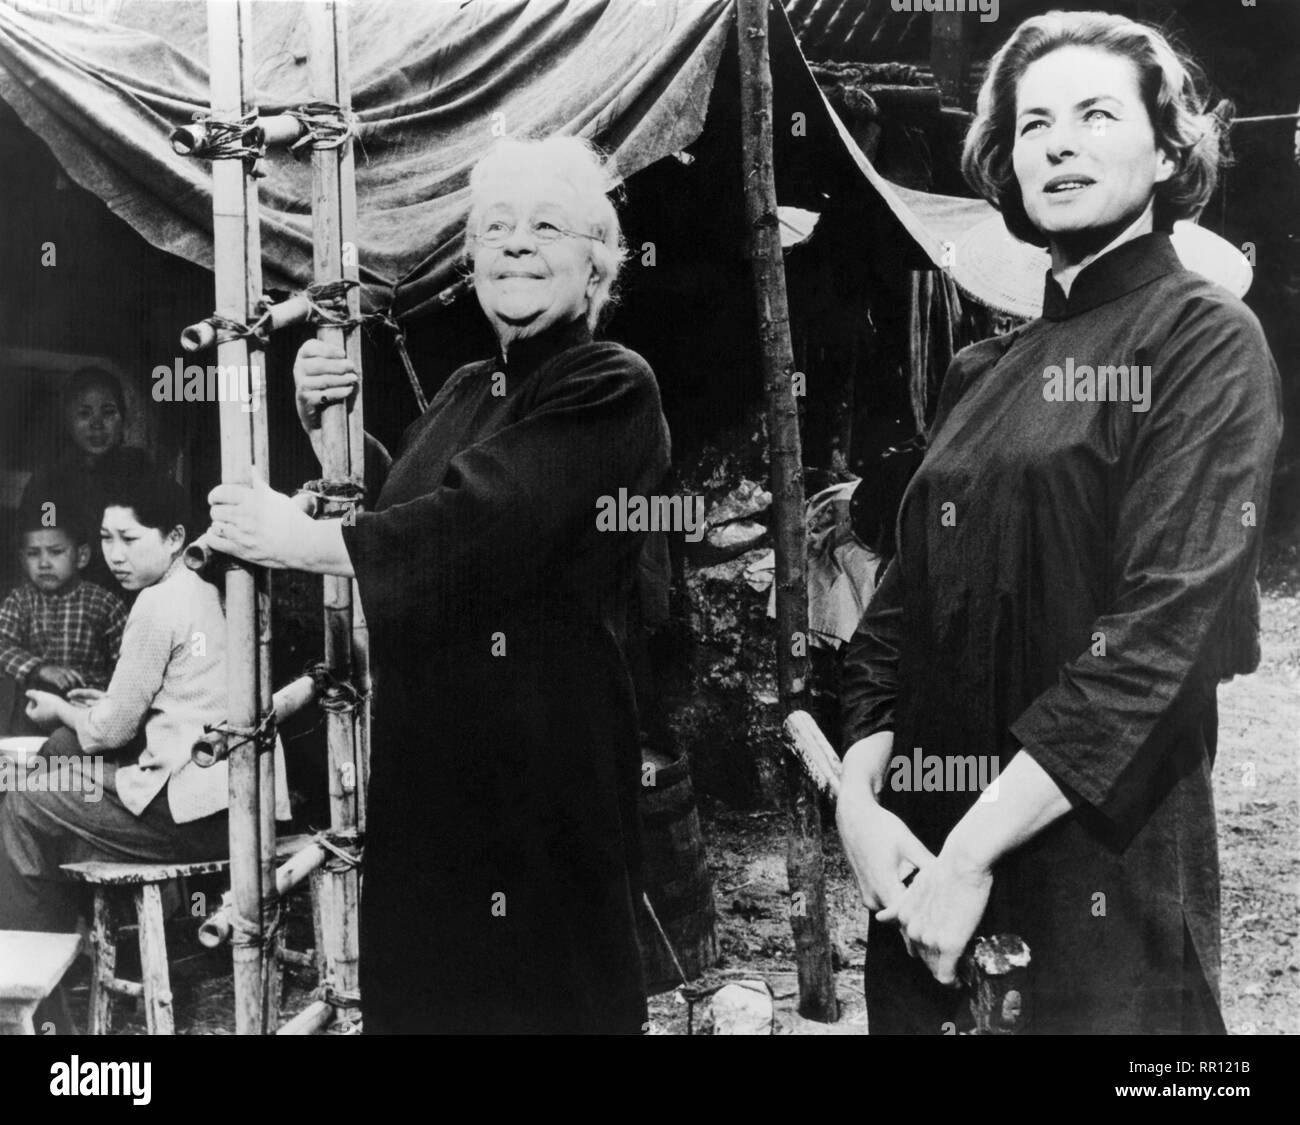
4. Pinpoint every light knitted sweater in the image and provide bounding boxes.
[75,561,290,824]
